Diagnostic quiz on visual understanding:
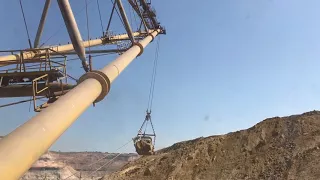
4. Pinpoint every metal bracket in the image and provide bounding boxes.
[78,70,111,103]
[133,42,144,56]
